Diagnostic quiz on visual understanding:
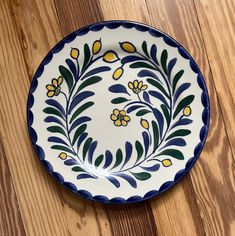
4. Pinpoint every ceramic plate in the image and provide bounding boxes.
[27,21,210,204]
